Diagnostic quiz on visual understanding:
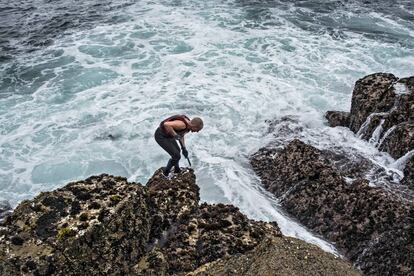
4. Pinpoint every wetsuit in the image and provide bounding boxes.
[154,115,190,175]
